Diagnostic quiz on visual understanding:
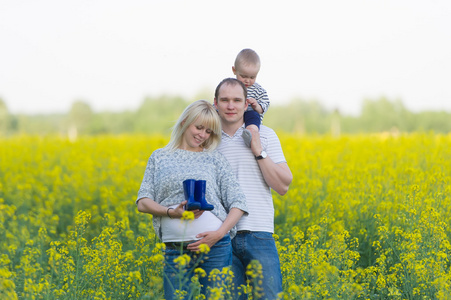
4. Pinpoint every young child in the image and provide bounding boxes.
[232,48,270,147]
